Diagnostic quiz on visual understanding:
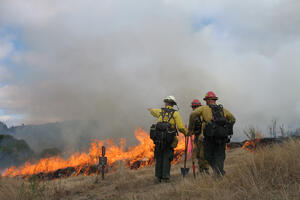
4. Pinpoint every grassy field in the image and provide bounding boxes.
[1,140,299,200]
